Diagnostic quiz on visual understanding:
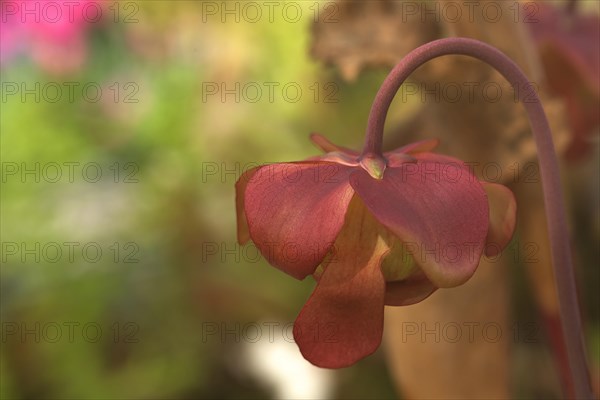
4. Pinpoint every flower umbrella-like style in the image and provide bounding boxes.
[235,133,516,367]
